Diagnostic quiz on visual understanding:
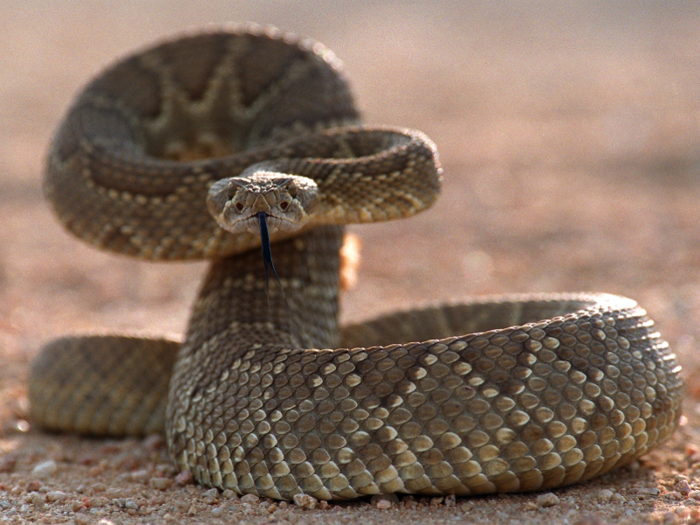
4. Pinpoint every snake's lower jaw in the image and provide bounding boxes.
[265,215,309,234]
